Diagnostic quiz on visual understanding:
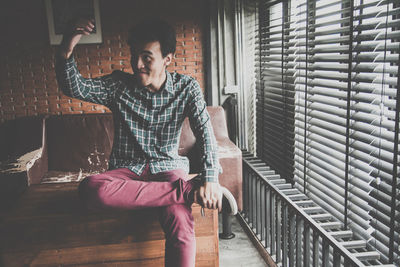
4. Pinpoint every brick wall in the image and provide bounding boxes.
[0,0,207,122]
